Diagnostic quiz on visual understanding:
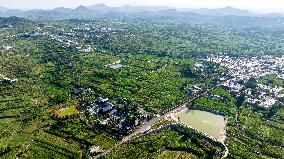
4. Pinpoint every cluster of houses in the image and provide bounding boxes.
[205,55,284,108]
[0,74,17,84]
[194,63,209,72]
[6,32,42,39]
[89,145,104,156]
[76,45,93,53]
[0,45,13,52]
[105,60,123,69]
[244,84,283,108]
[207,55,284,80]
[184,85,203,98]
[19,32,42,38]
[185,85,227,103]
[27,24,95,53]
[73,88,93,95]
[48,33,95,52]
[84,97,148,135]
[2,22,124,54]
[43,25,124,52]
[208,94,227,102]
[72,26,123,36]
